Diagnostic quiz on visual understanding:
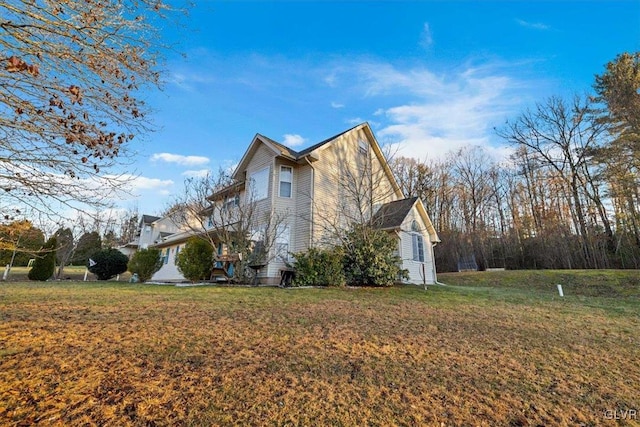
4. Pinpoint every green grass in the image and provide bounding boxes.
[3,265,132,282]
[438,269,640,297]
[1,271,639,426]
